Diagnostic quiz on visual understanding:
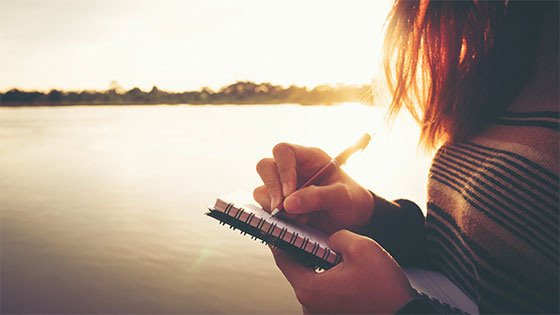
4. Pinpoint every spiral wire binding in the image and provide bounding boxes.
[206,203,338,270]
